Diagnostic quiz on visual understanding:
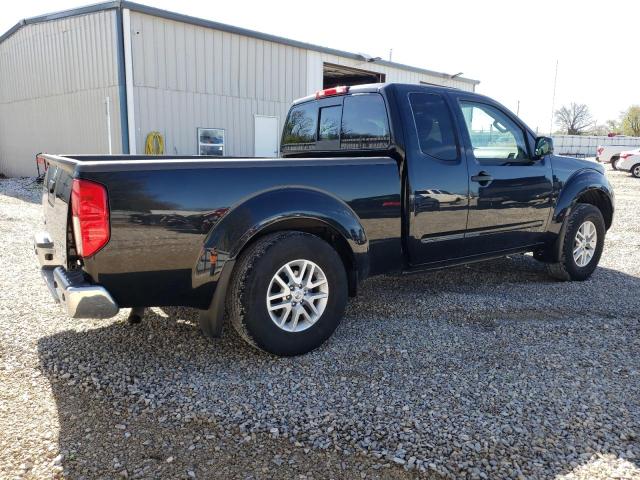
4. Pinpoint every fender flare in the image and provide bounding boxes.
[546,169,614,262]
[195,187,368,337]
